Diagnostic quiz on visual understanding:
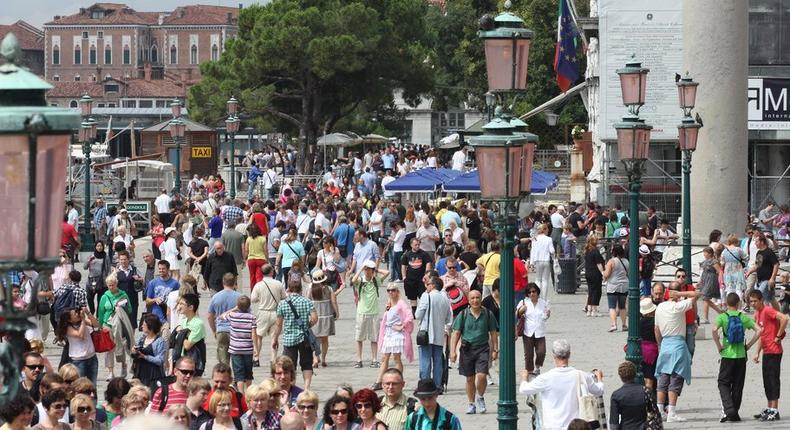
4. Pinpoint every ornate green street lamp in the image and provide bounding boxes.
[476,3,534,428]
[78,95,96,252]
[169,99,184,195]
[226,96,240,199]
[0,33,78,404]
[615,56,652,382]
[676,74,701,276]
